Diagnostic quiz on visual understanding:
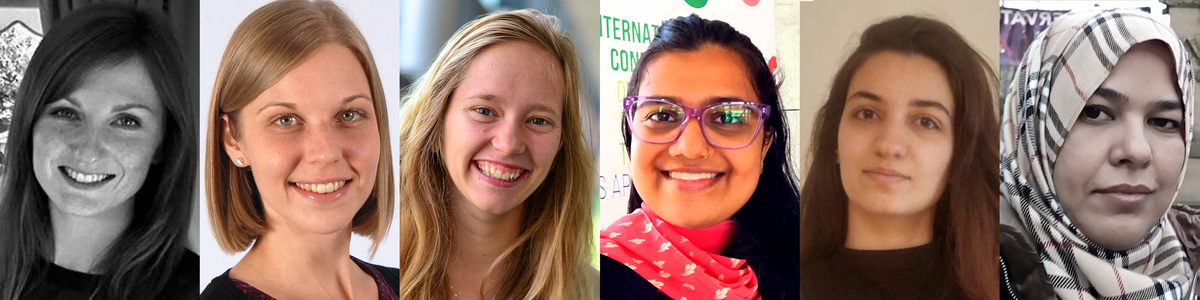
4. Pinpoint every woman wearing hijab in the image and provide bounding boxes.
[999,9,1196,300]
